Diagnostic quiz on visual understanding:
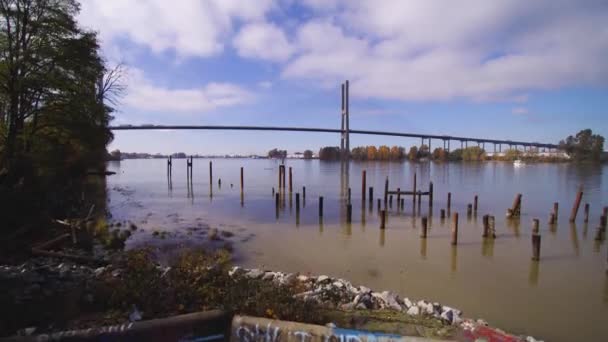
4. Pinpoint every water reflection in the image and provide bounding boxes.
[420,238,427,259]
[379,228,385,247]
[529,260,540,286]
[481,239,494,258]
[570,224,579,256]
[450,246,458,274]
